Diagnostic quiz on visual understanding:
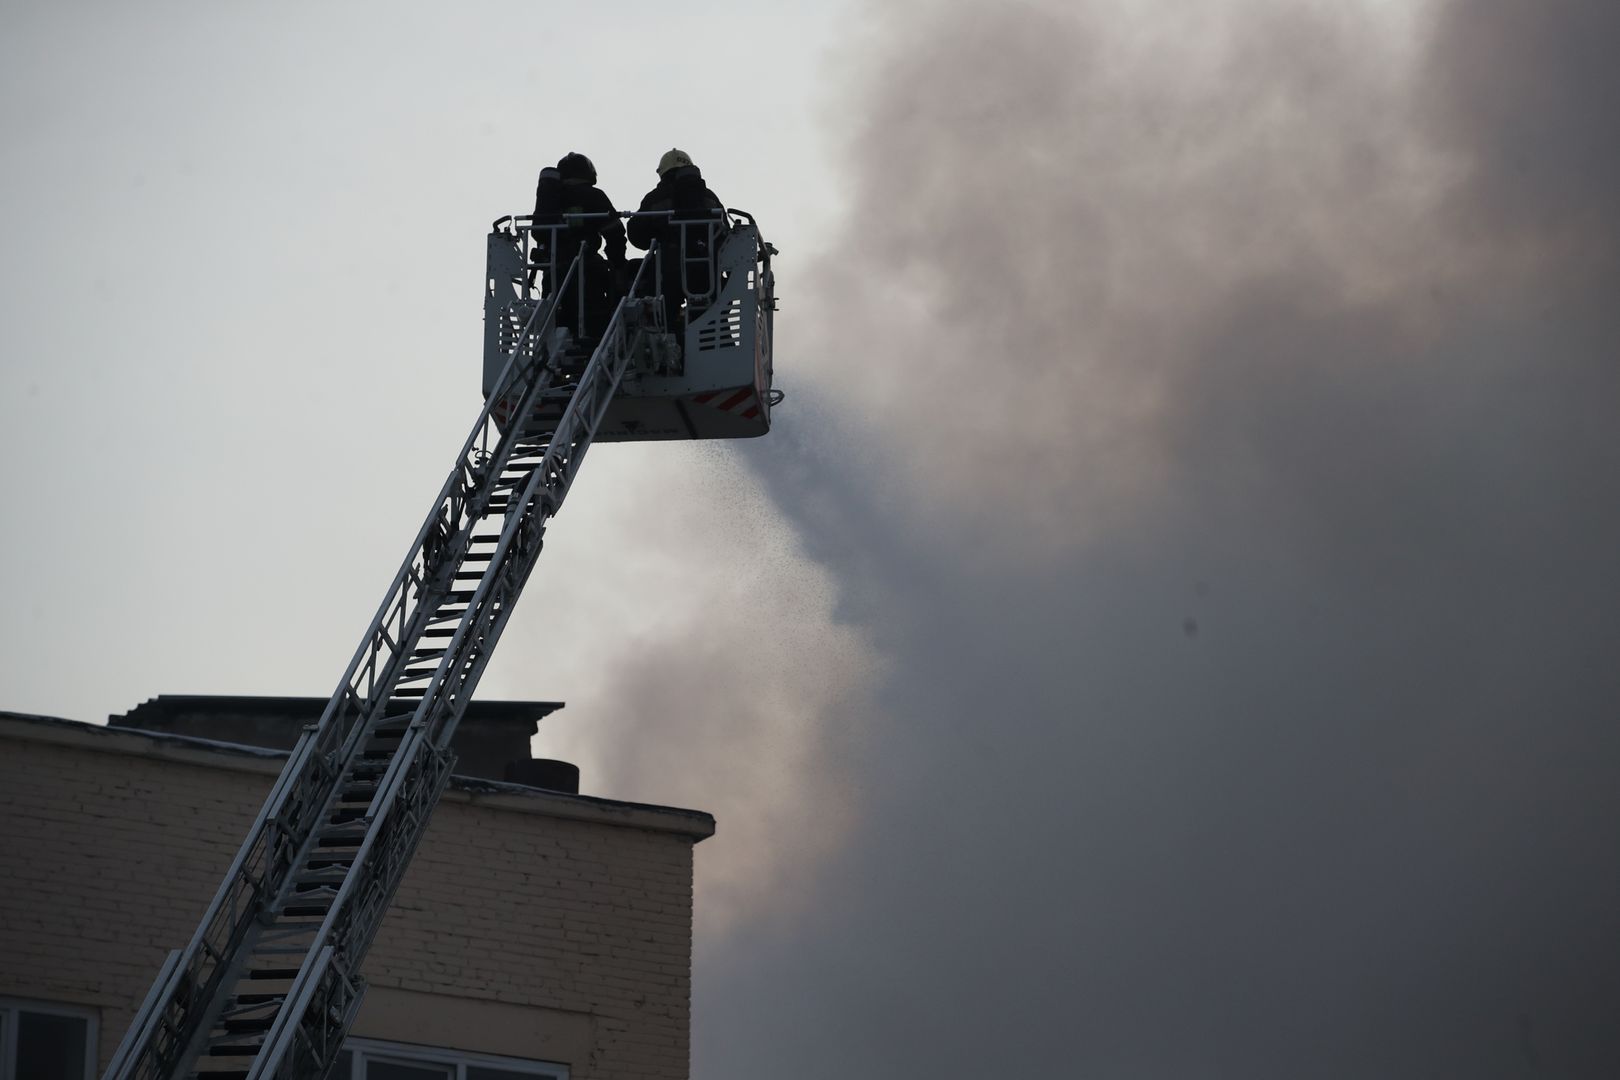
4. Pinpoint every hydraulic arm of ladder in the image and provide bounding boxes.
[105,249,661,1080]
